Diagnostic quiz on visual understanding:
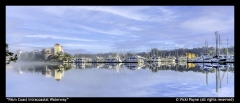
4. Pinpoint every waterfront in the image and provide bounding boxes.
[6,62,234,97]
